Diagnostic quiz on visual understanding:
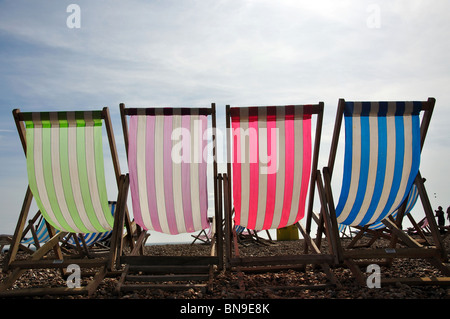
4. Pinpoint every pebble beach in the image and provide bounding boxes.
[1,233,449,301]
